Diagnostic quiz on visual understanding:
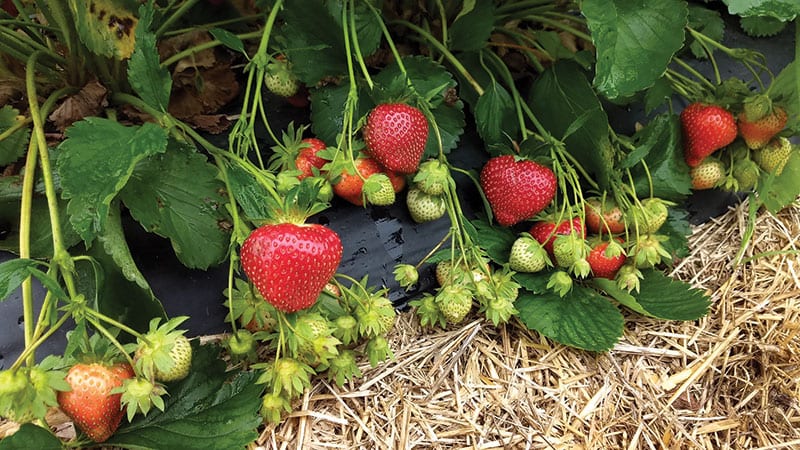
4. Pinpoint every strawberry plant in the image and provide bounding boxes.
[0,0,798,447]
